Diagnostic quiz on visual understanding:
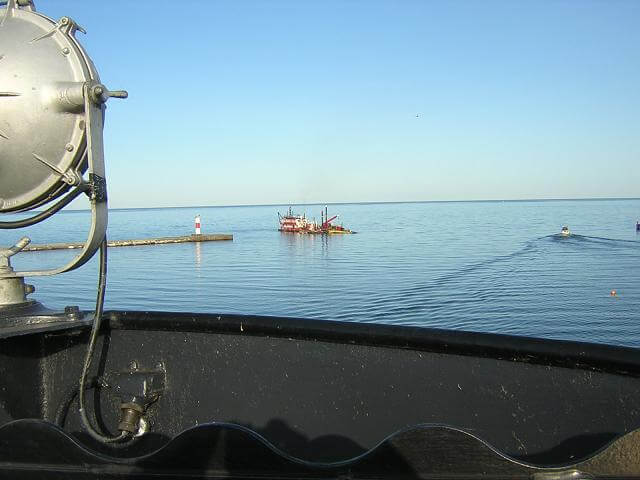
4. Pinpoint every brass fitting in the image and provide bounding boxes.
[118,402,144,434]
